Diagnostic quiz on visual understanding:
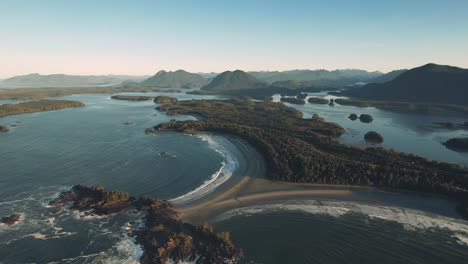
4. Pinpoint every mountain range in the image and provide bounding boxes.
[0,74,148,88]
[340,64,468,105]
[141,70,207,88]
